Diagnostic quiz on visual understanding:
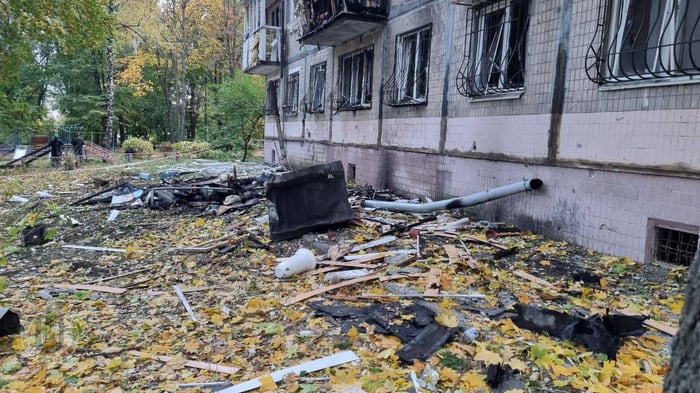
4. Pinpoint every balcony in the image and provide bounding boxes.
[300,0,388,46]
[242,26,282,75]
